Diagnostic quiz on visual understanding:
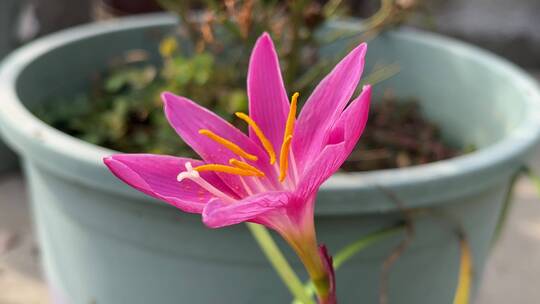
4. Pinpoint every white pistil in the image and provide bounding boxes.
[288,150,300,185]
[177,162,199,181]
[177,162,236,204]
